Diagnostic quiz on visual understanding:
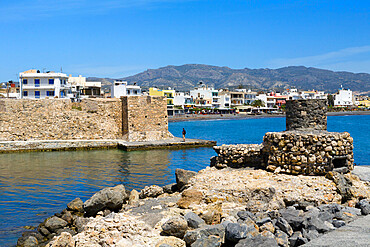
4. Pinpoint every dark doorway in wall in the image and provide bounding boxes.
[332,156,347,168]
